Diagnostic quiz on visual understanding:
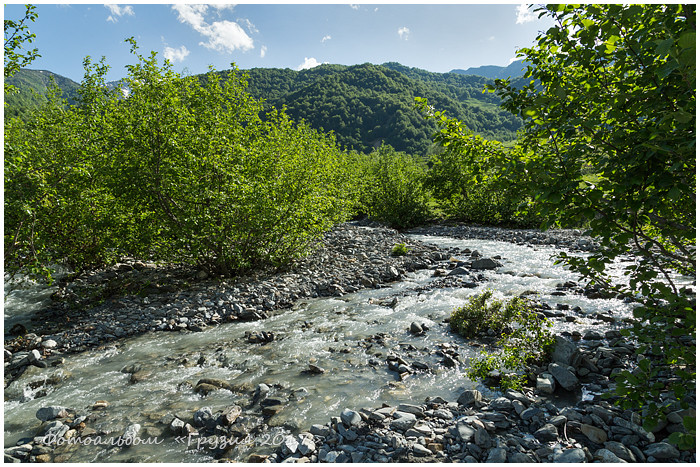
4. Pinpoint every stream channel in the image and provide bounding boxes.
[4,231,646,462]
